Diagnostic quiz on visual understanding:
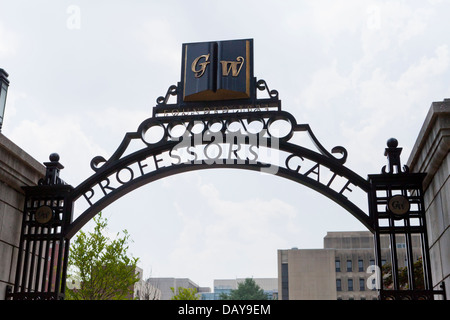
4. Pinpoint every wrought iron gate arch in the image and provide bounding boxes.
[8,82,446,300]
[64,109,373,239]
[7,38,446,300]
